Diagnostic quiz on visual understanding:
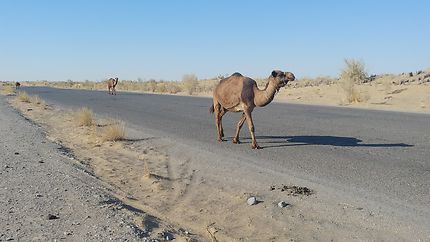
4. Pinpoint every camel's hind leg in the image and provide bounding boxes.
[218,108,227,138]
[213,100,224,142]
[233,113,246,144]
